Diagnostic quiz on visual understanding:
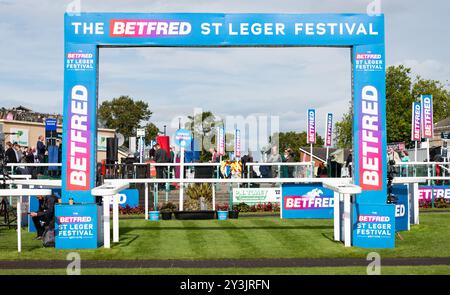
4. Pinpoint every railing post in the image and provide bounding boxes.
[113,194,119,243]
[103,195,111,249]
[343,193,352,247]
[333,191,340,241]
[17,198,21,253]
[144,183,148,220]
